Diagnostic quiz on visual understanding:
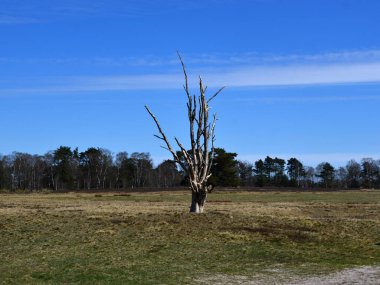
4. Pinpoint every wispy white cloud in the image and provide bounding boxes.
[2,61,380,95]
[232,95,380,104]
[104,49,380,67]
[0,15,40,24]
[205,62,380,87]
[178,49,380,67]
[0,0,218,23]
[2,49,380,96]
[4,49,380,68]
[252,49,380,65]
[0,74,183,95]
